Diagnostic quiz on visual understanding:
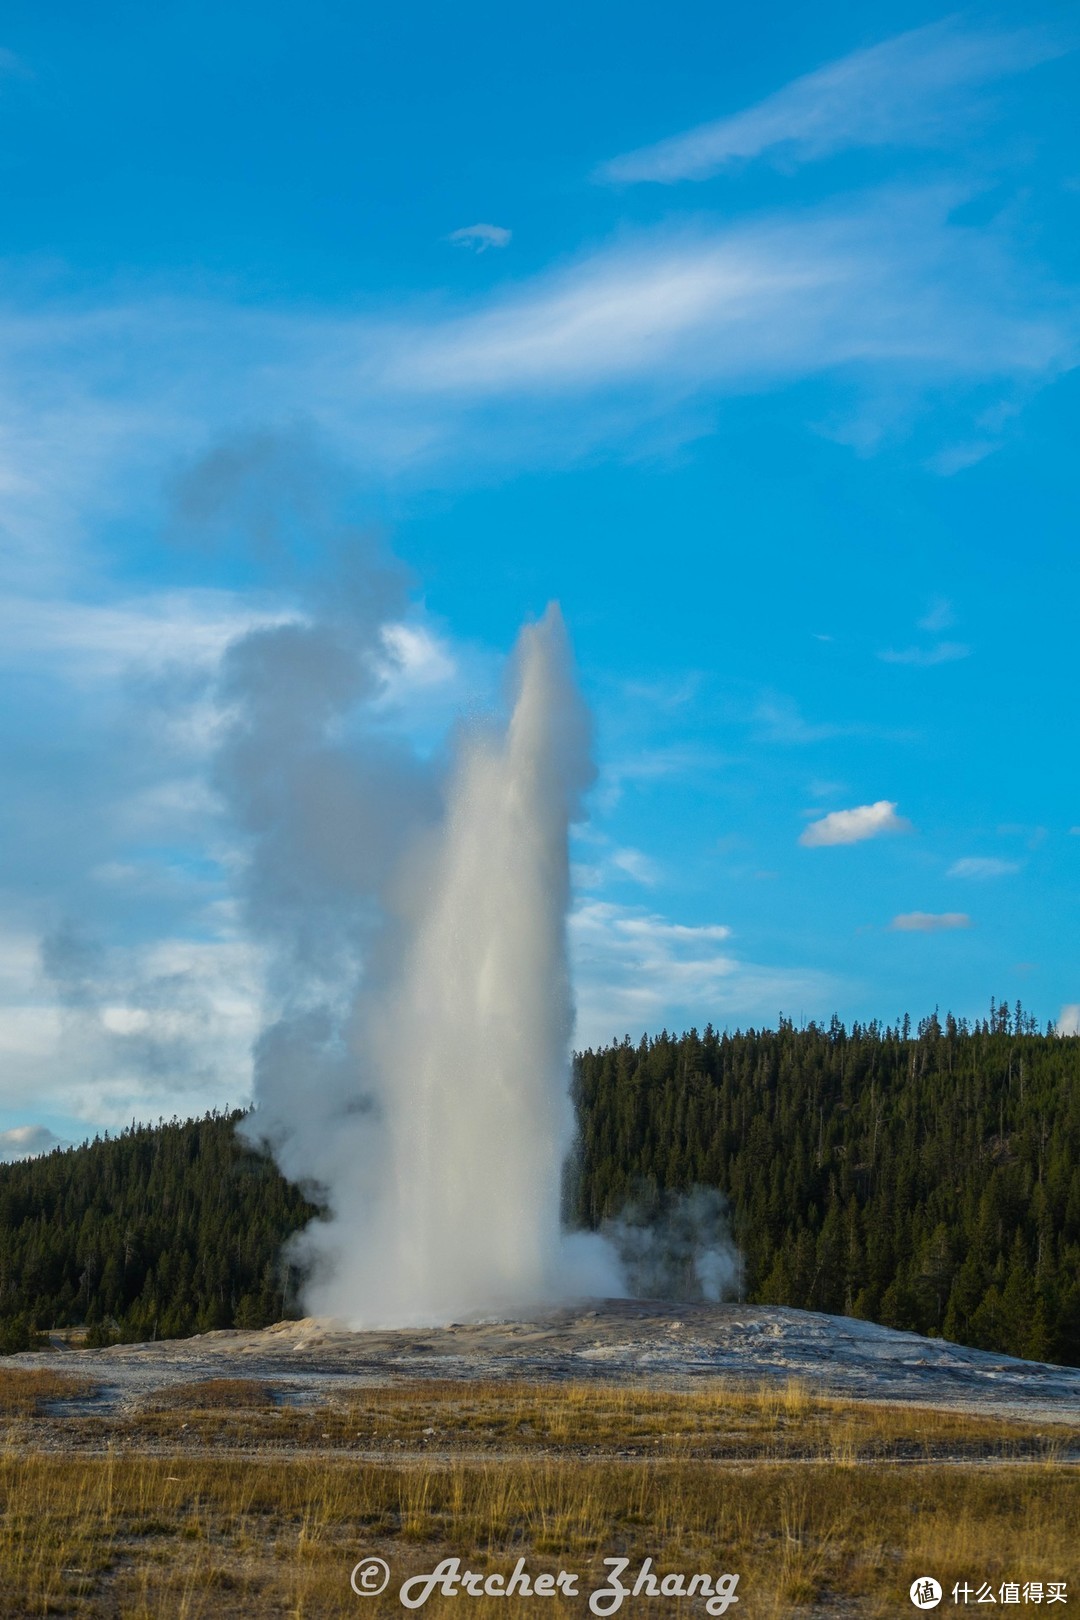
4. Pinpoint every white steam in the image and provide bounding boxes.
[231,597,619,1325]
[603,1187,742,1305]
[297,606,619,1323]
